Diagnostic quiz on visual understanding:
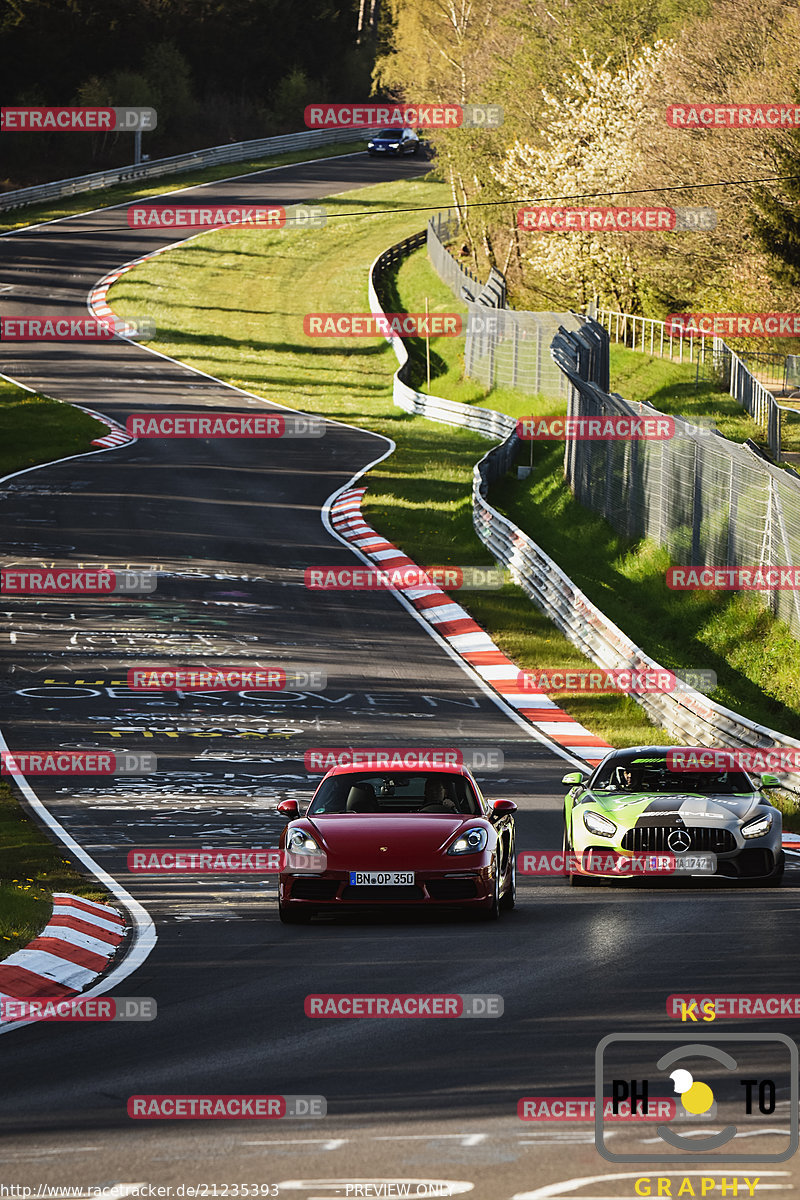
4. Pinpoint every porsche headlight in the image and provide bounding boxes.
[742,813,773,839]
[448,827,488,854]
[286,828,322,854]
[583,810,617,838]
